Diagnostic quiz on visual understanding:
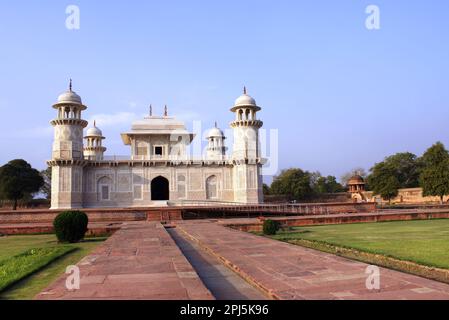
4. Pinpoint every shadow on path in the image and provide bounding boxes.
[167,228,268,300]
